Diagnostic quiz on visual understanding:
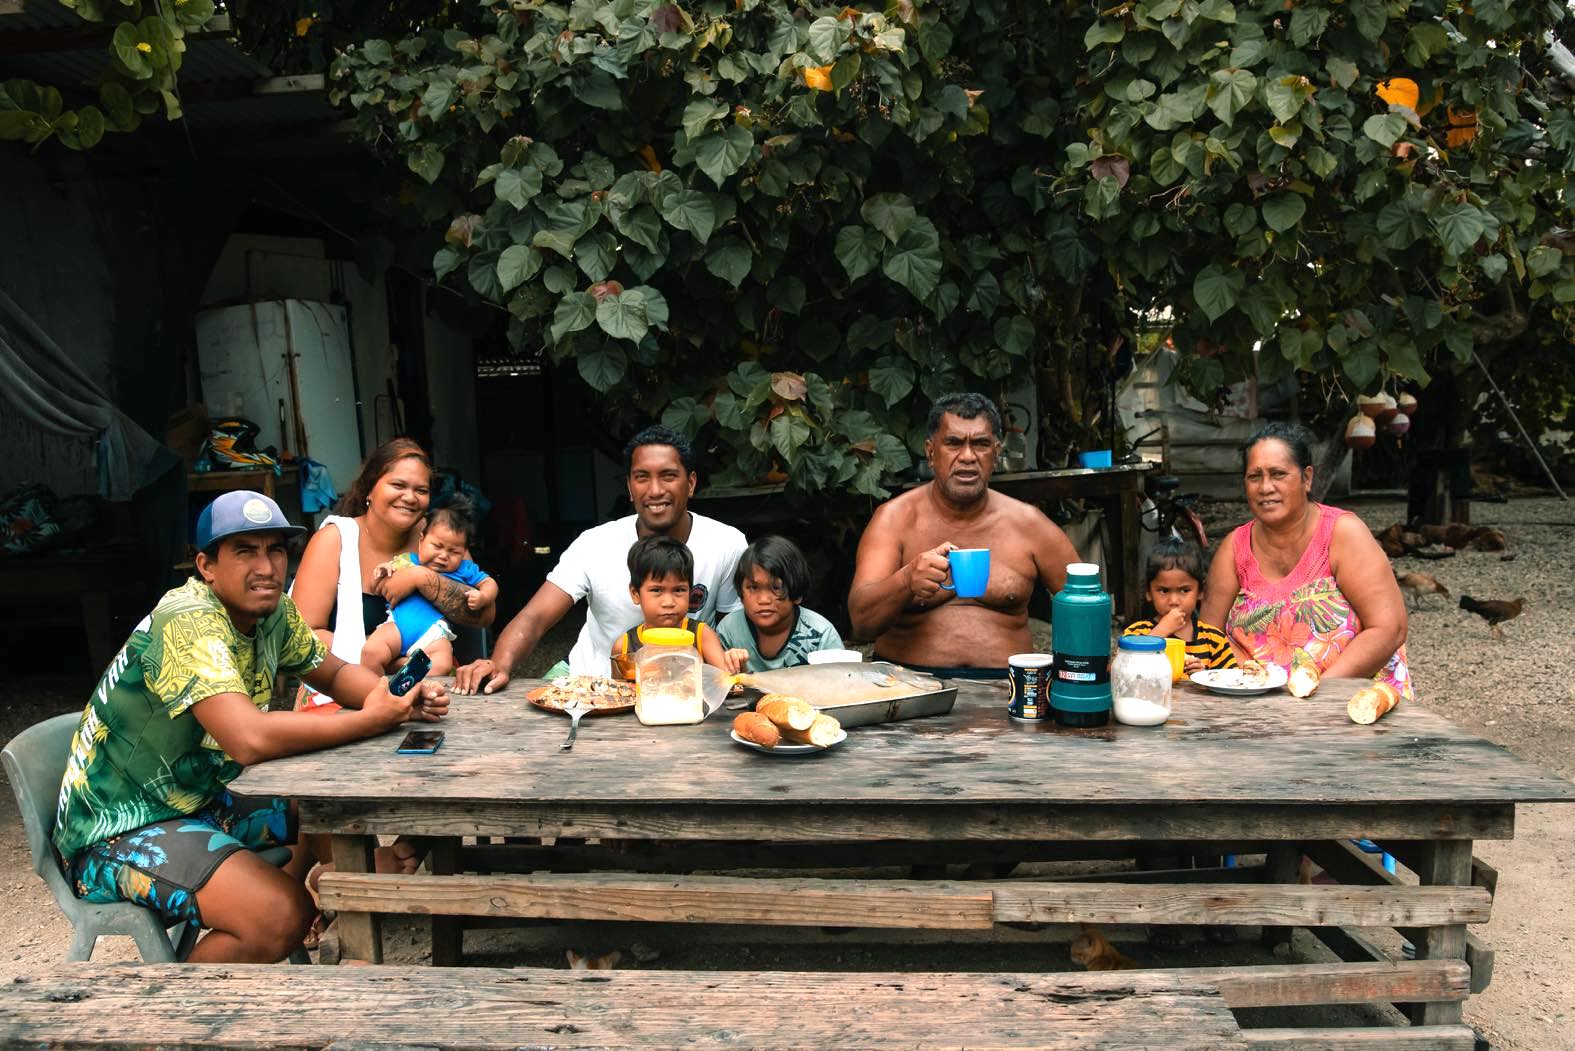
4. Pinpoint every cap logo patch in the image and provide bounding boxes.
[242,498,273,524]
